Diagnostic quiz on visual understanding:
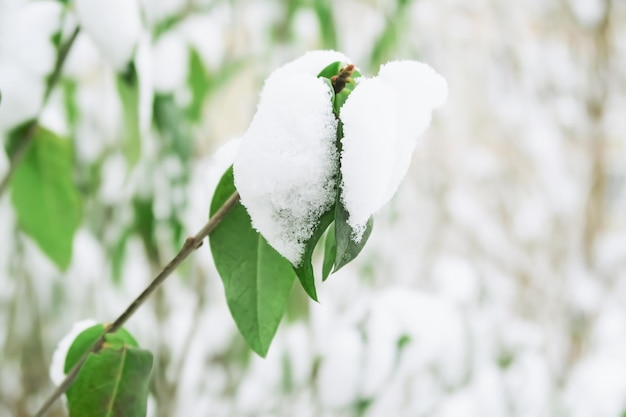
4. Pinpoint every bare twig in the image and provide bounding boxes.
[34,191,240,417]
[0,27,81,197]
